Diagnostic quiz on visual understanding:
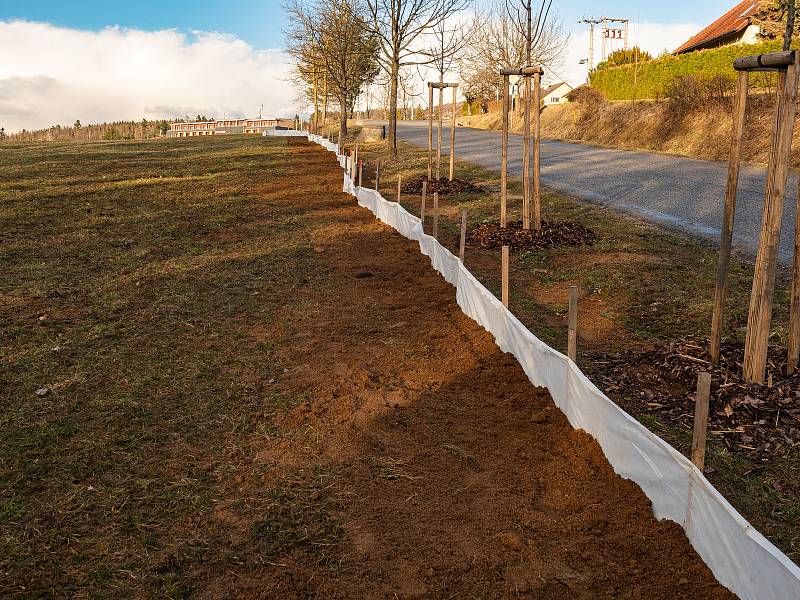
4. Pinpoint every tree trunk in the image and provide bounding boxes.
[387,59,399,155]
[339,102,348,141]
